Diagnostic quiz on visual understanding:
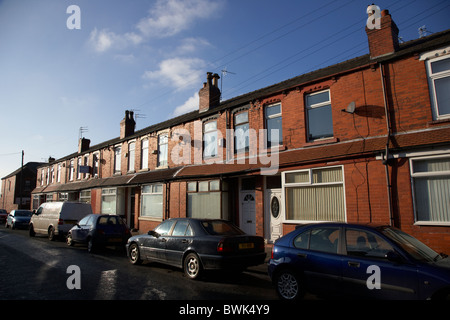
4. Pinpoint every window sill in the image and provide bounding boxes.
[414,221,450,226]
[428,118,450,126]
[138,216,163,222]
[302,137,339,148]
